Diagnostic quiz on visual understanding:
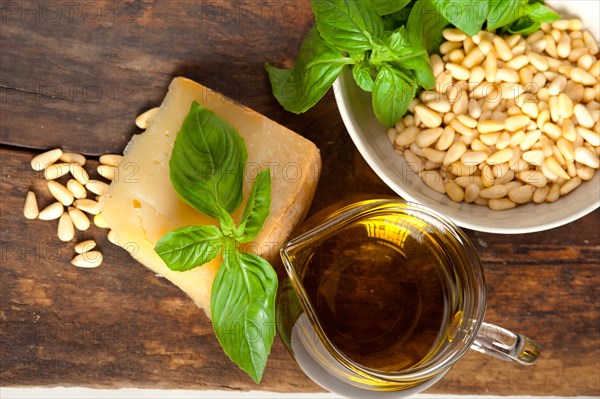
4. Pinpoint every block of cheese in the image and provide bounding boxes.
[98,77,321,318]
